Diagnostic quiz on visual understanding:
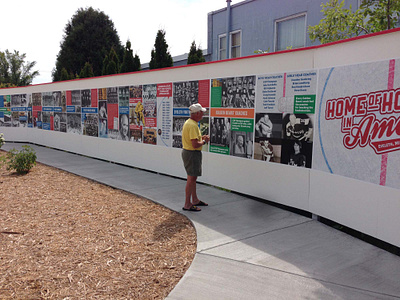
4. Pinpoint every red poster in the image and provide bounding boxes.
[198,79,210,108]
[107,103,119,130]
[157,83,172,98]
[91,89,98,108]
[50,115,54,131]
[66,91,72,105]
